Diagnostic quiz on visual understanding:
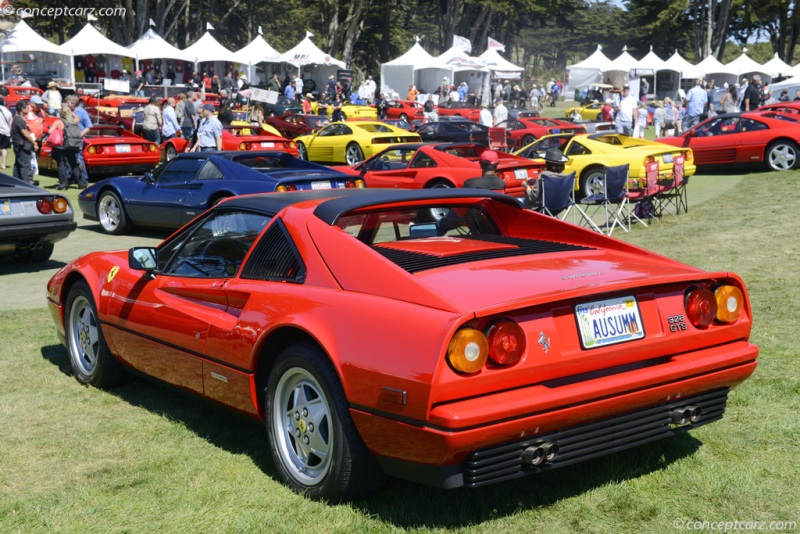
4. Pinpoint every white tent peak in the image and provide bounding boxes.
[725,52,766,77]
[1,20,66,55]
[479,48,524,73]
[664,51,703,79]
[281,36,346,68]
[761,53,797,78]
[60,24,133,57]
[568,46,612,70]
[127,29,191,61]
[183,31,246,64]
[236,34,281,64]
[604,49,639,73]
